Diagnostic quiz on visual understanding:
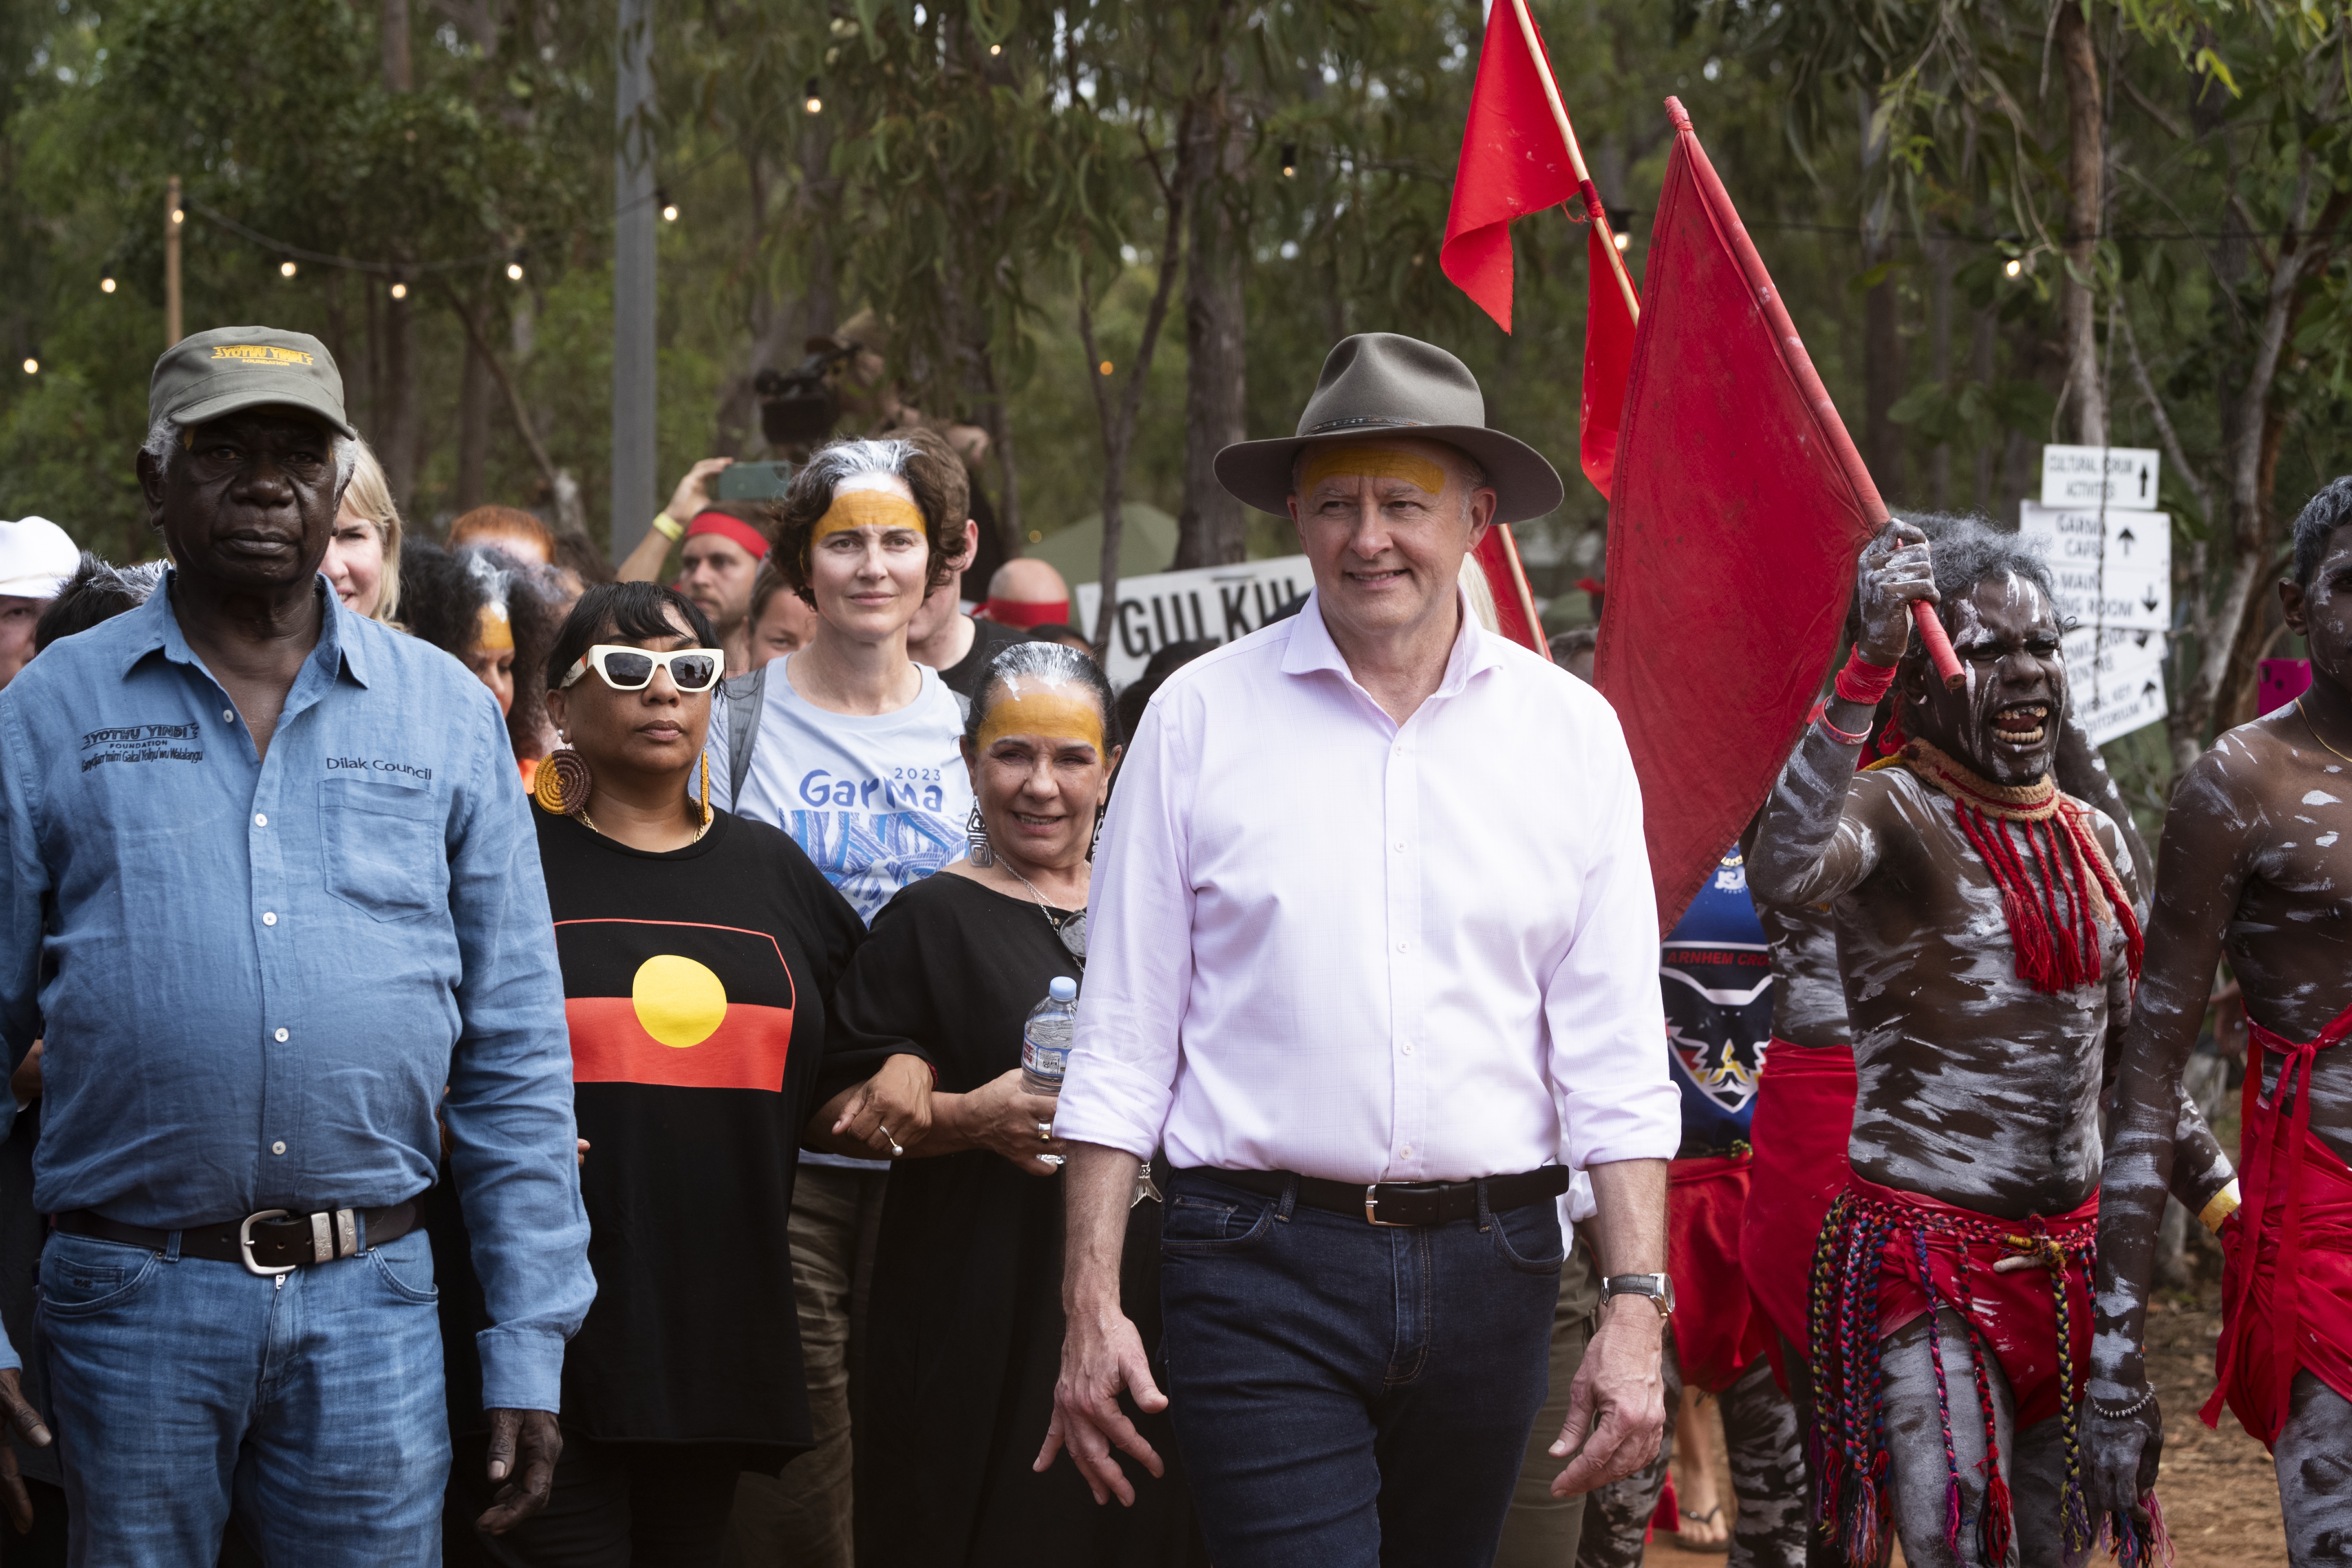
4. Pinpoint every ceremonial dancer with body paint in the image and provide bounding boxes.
[1579,849,1807,1568]
[2084,476,2352,1568]
[1747,517,2232,1568]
